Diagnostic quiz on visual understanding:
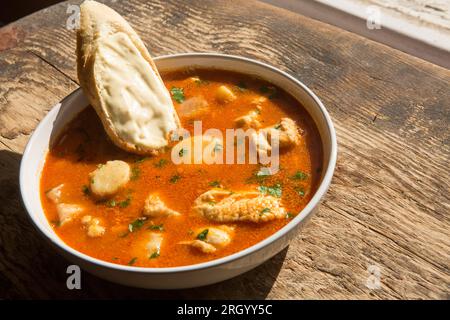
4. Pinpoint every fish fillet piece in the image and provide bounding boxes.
[46,184,64,204]
[89,160,130,198]
[262,117,301,149]
[180,226,234,253]
[234,107,262,129]
[146,233,163,258]
[143,194,180,218]
[193,189,286,222]
[57,203,84,225]
[81,215,105,237]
